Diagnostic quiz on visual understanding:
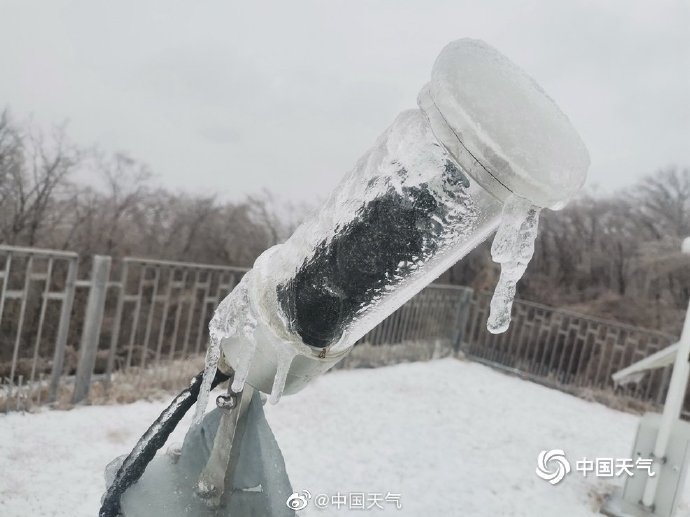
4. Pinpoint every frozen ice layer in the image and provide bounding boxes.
[275,109,496,350]
[197,38,590,407]
[207,110,502,403]
[277,168,471,349]
[487,194,540,334]
[425,38,590,210]
[420,38,590,334]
